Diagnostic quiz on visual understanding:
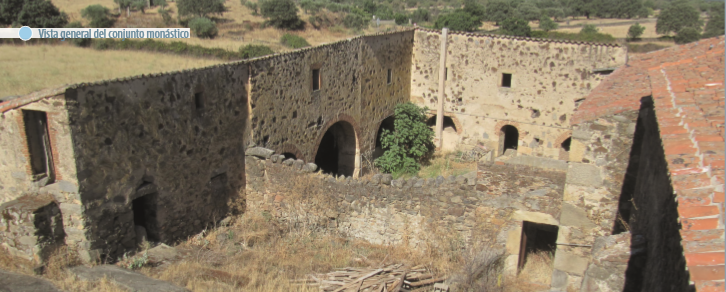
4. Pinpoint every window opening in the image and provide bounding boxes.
[22,110,54,183]
[502,73,512,87]
[312,69,320,91]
